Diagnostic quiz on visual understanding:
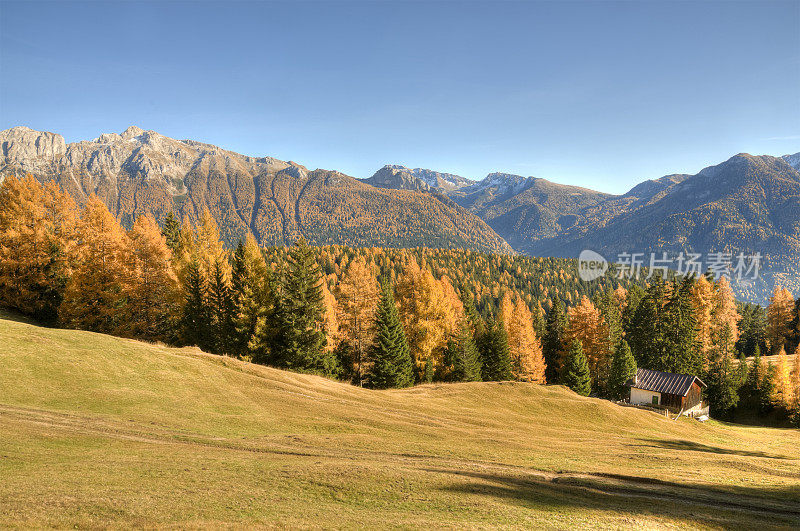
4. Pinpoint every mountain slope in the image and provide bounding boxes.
[2,313,800,527]
[0,126,512,254]
[443,154,800,301]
